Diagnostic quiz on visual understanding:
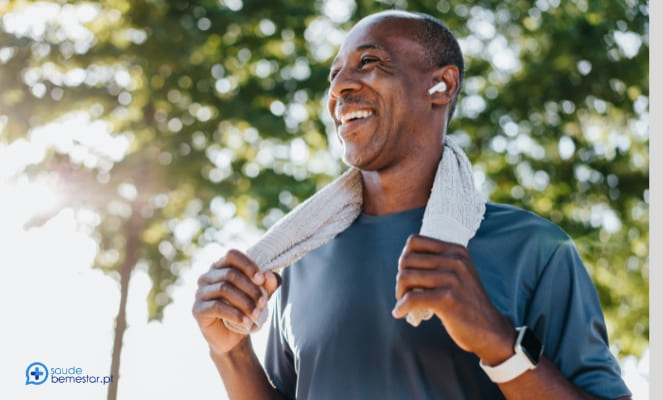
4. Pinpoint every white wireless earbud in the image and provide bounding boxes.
[428,81,447,95]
